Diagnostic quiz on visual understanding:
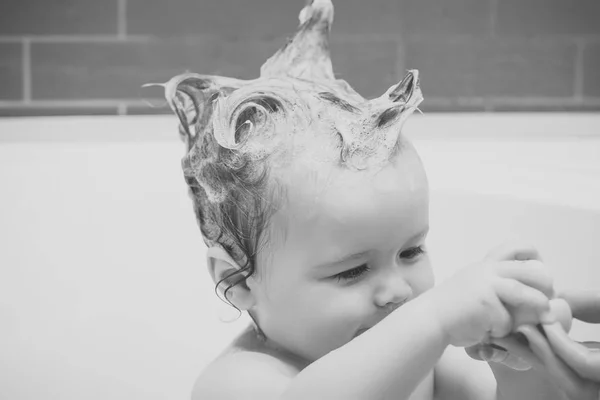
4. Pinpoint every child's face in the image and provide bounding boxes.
[247,140,433,363]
